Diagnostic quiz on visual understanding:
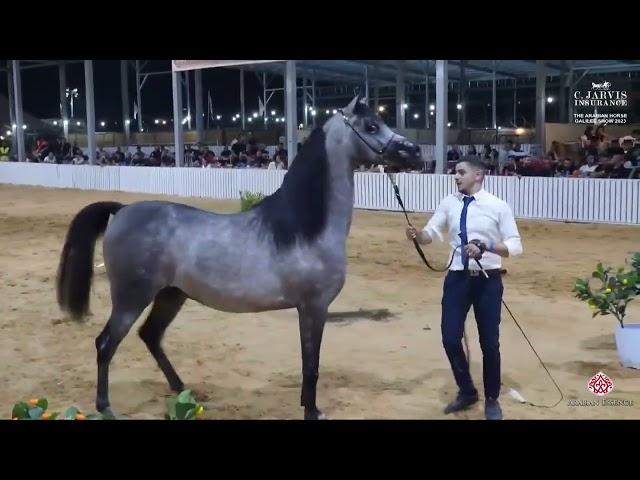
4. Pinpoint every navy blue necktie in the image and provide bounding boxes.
[459,195,475,270]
